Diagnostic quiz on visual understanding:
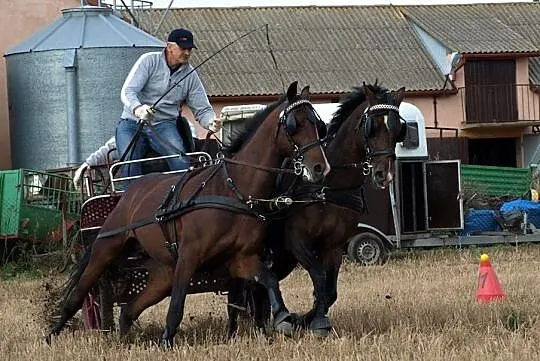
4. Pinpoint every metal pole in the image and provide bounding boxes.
[389,177,401,249]
[63,49,80,166]
[153,0,175,35]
